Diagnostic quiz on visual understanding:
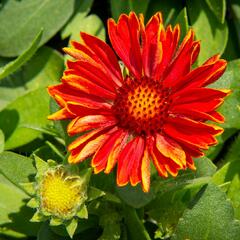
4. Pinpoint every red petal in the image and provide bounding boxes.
[163,30,199,86]
[117,136,144,186]
[164,116,222,149]
[67,115,117,136]
[68,127,109,151]
[173,56,227,91]
[91,128,125,173]
[68,130,112,164]
[108,12,142,79]
[141,146,151,192]
[170,107,225,123]
[80,32,123,87]
[186,154,196,170]
[171,99,224,113]
[148,136,168,178]
[62,75,116,100]
[141,12,163,79]
[47,94,75,120]
[66,60,117,91]
[156,24,180,80]
[105,131,129,174]
[172,88,230,104]
[48,107,75,120]
[156,134,186,168]
[130,137,145,186]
